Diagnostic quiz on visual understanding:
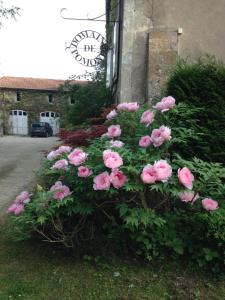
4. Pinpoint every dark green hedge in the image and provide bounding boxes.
[166,57,225,163]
